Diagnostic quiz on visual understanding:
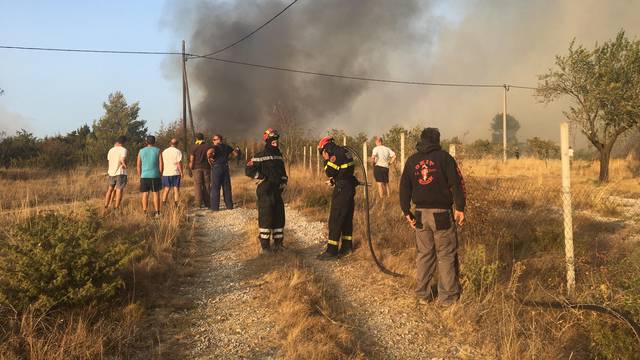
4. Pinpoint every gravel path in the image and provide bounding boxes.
[152,205,487,359]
